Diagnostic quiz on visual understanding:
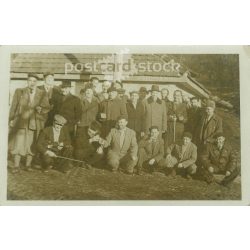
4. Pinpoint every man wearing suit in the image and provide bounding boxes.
[164,132,197,179]
[126,91,145,140]
[36,114,73,173]
[137,126,166,175]
[200,133,239,185]
[9,73,50,173]
[52,80,82,140]
[101,116,138,174]
[99,86,128,137]
[194,100,223,148]
[74,121,104,168]
[37,72,61,127]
